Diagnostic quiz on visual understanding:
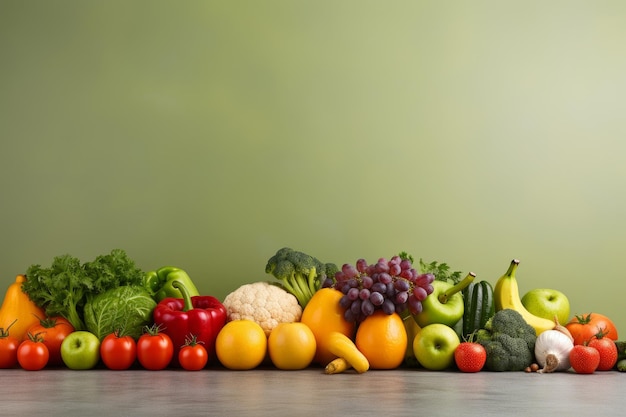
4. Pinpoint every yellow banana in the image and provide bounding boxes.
[494,259,555,336]
[324,357,352,374]
[325,331,369,374]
